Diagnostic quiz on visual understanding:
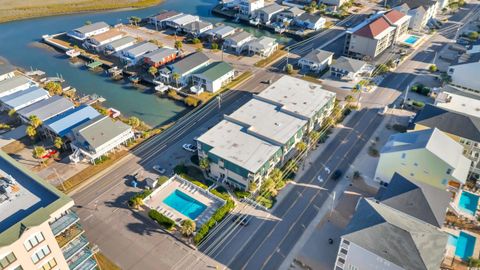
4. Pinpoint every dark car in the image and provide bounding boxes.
[232,215,249,226]
[331,170,343,180]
